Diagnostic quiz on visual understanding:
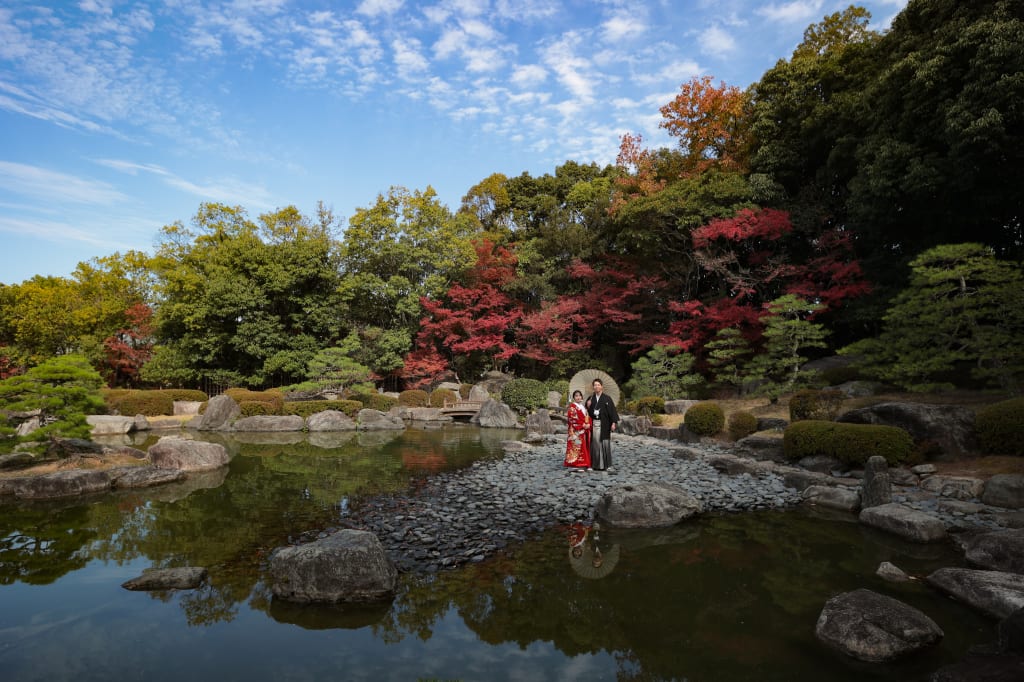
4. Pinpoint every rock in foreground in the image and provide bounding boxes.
[815,588,943,662]
[926,568,1024,619]
[148,438,230,472]
[268,530,398,603]
[594,482,702,528]
[122,567,208,591]
[859,502,948,543]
